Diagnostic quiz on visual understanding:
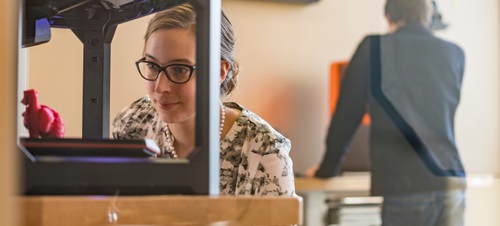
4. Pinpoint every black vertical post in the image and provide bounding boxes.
[72,10,116,138]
